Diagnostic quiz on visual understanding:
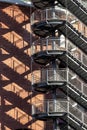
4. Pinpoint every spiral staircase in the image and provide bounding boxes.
[31,0,87,130]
